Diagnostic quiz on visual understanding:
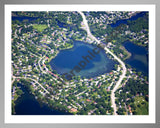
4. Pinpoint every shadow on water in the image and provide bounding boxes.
[123,41,148,76]
[14,83,72,115]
